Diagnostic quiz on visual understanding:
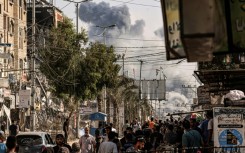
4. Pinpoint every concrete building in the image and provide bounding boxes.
[26,0,63,130]
[0,0,28,122]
